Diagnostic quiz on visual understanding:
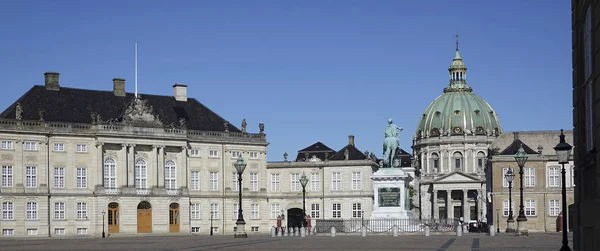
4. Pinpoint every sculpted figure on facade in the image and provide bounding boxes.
[241,119,247,133]
[383,118,403,167]
[15,103,22,120]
